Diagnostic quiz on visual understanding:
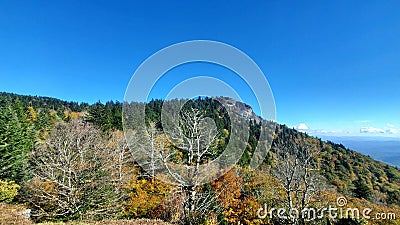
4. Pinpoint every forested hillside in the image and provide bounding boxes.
[1,92,399,225]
